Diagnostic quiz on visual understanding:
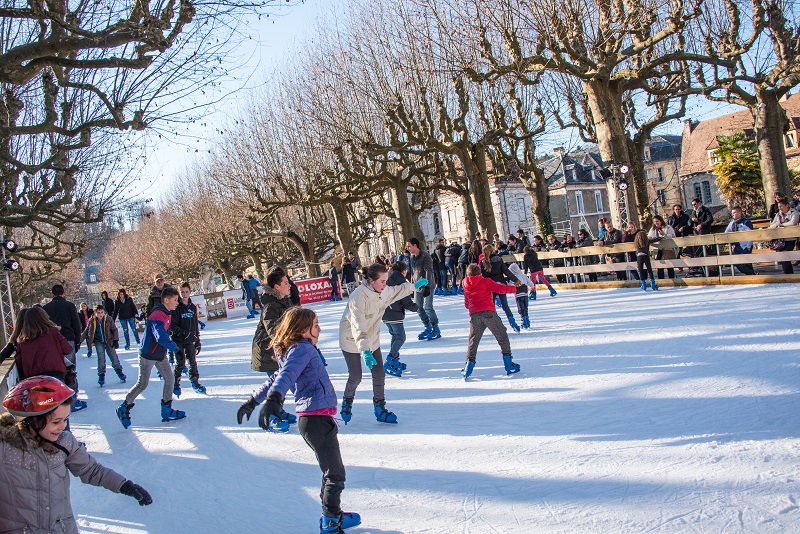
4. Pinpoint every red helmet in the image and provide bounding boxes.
[3,376,74,418]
